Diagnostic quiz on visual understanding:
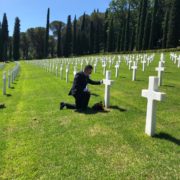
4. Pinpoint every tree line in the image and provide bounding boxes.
[0,0,179,61]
